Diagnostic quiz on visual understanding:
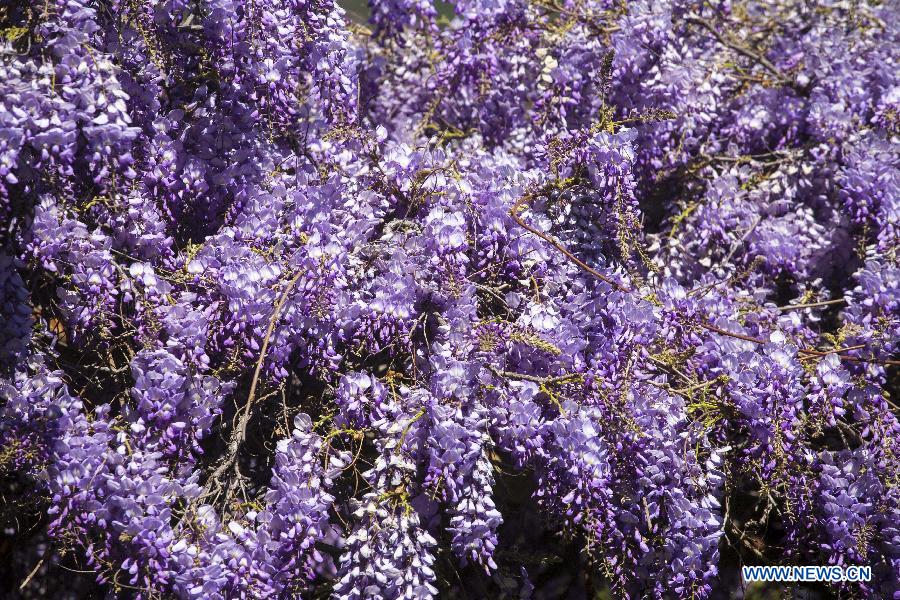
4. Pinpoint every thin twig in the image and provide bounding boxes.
[723,215,761,264]
[486,364,581,385]
[536,0,621,35]
[205,270,304,495]
[777,298,846,311]
[683,16,787,83]
[646,355,694,386]
[510,193,630,292]
[674,378,725,395]
[698,322,881,359]
[511,190,900,367]
[19,547,50,591]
